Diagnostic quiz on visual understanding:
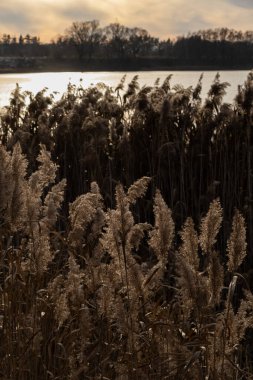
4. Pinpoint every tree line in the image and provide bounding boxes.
[1,23,253,68]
